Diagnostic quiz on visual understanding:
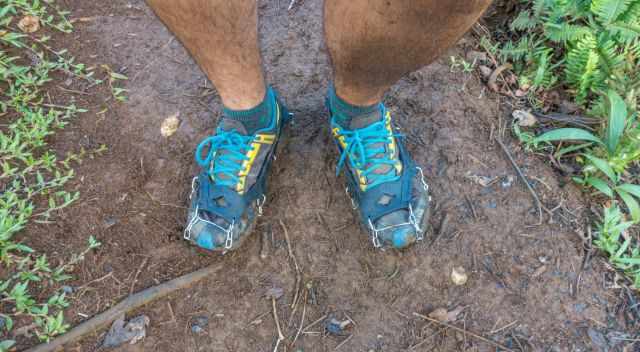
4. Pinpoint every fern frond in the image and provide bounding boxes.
[544,22,591,42]
[597,37,626,72]
[591,0,634,24]
[511,10,539,31]
[566,34,602,104]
